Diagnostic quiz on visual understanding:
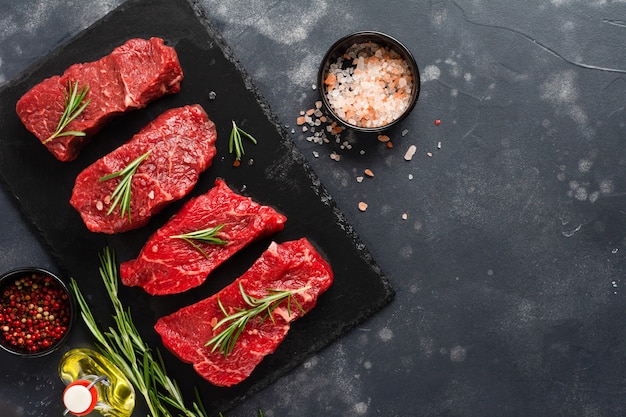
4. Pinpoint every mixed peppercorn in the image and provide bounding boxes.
[0,272,71,354]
